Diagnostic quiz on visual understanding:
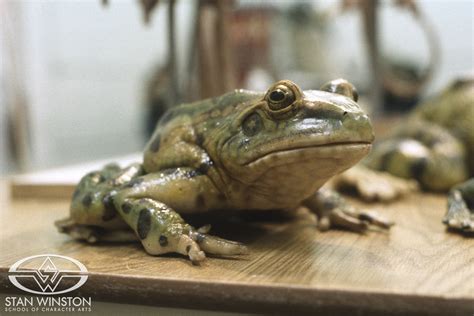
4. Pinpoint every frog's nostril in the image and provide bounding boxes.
[343,111,348,116]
